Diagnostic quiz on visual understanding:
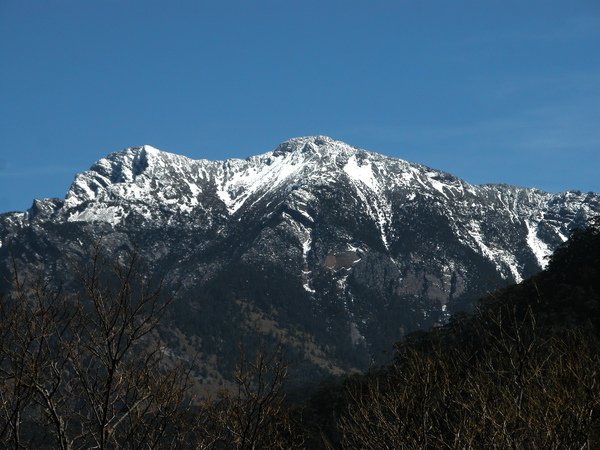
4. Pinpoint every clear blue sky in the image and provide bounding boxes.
[1,0,599,213]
